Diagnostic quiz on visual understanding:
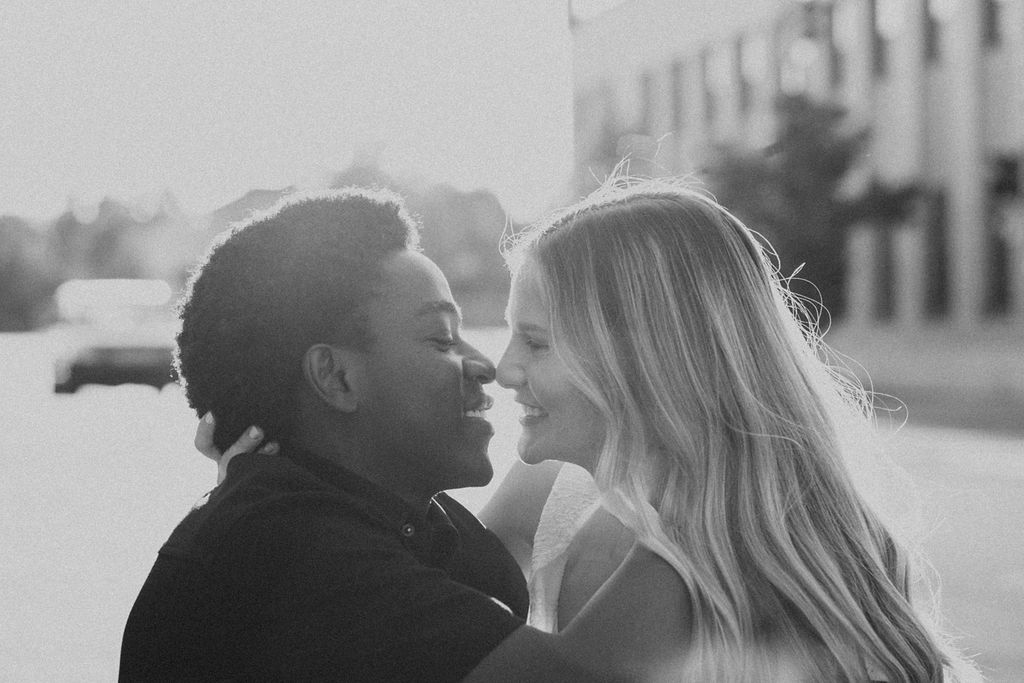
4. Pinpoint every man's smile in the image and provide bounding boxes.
[463,394,494,419]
